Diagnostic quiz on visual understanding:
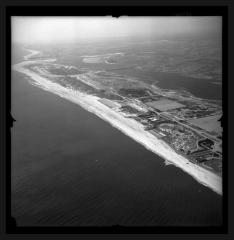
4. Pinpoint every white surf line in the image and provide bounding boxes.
[13,58,222,196]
